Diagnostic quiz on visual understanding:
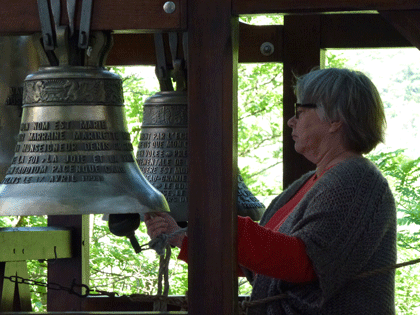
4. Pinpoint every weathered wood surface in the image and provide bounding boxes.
[47,215,89,312]
[0,227,72,261]
[187,0,239,314]
[234,0,420,14]
[106,14,411,66]
[282,15,320,187]
[107,23,282,66]
[0,0,185,35]
[379,10,420,50]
